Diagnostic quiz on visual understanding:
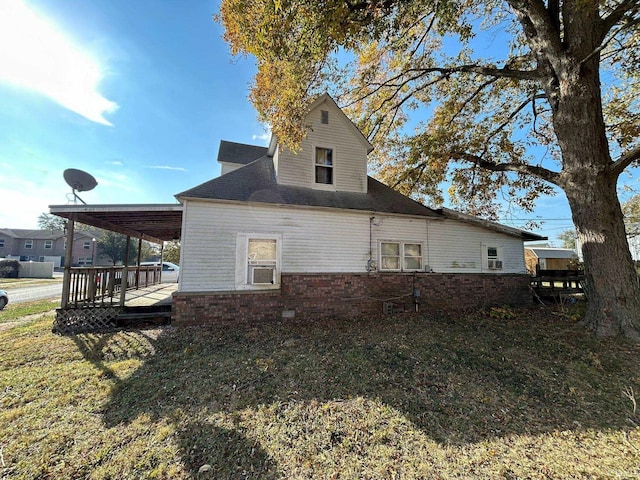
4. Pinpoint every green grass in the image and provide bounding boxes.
[0,277,62,288]
[0,298,59,323]
[1,306,639,479]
